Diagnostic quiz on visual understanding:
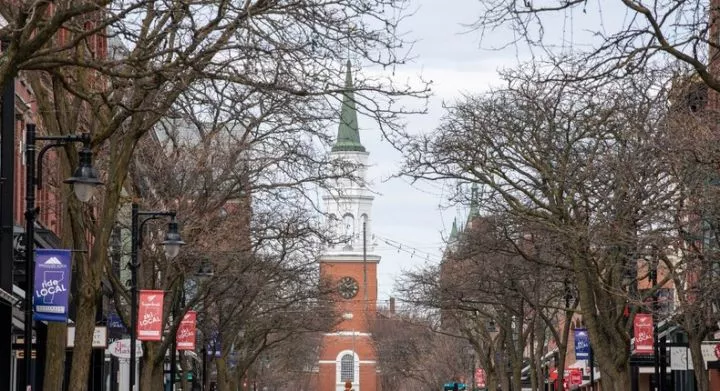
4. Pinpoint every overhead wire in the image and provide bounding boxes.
[372,233,444,263]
